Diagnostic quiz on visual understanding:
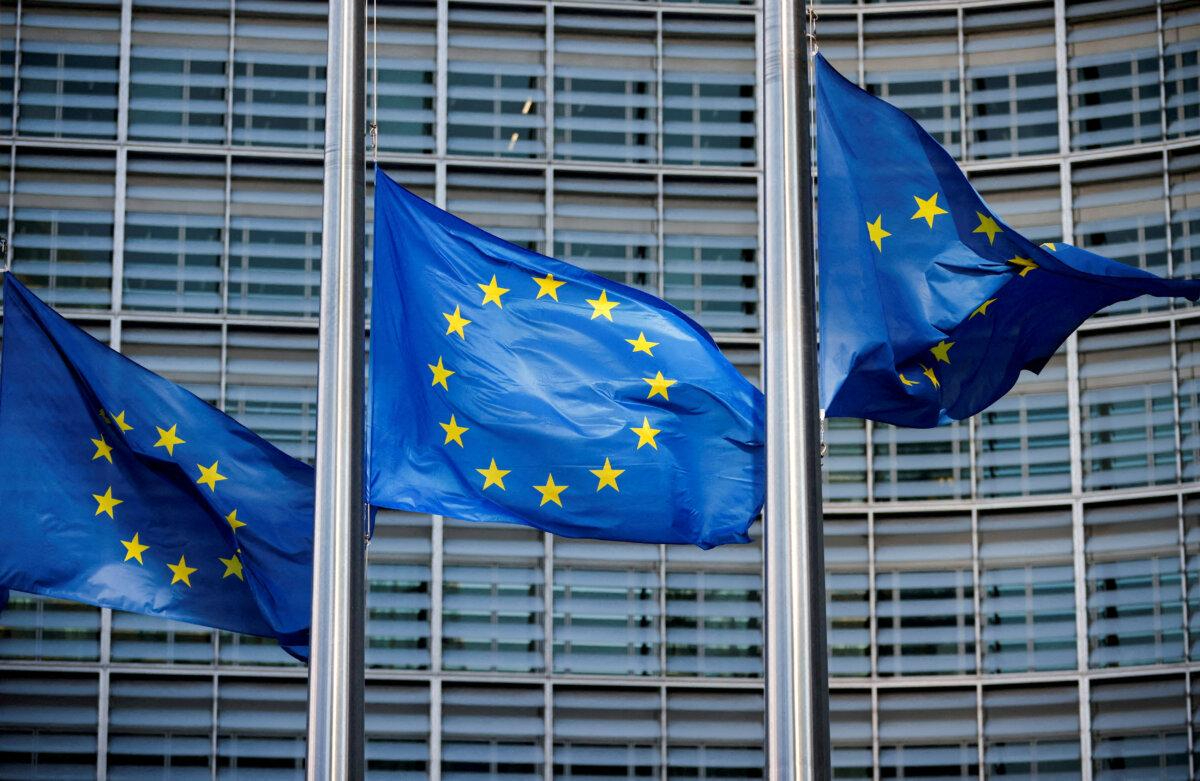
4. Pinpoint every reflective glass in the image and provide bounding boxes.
[374,1,436,155]
[442,685,543,779]
[224,327,318,462]
[553,688,660,778]
[0,8,15,135]
[553,172,659,296]
[983,685,1080,779]
[1091,676,1189,780]
[823,418,867,502]
[0,591,101,662]
[872,421,970,501]
[366,510,432,670]
[447,167,546,253]
[216,678,306,779]
[829,692,873,780]
[666,690,764,779]
[1163,6,1200,140]
[1170,149,1200,283]
[107,676,213,778]
[824,515,870,677]
[365,682,430,778]
[0,672,99,780]
[878,689,979,779]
